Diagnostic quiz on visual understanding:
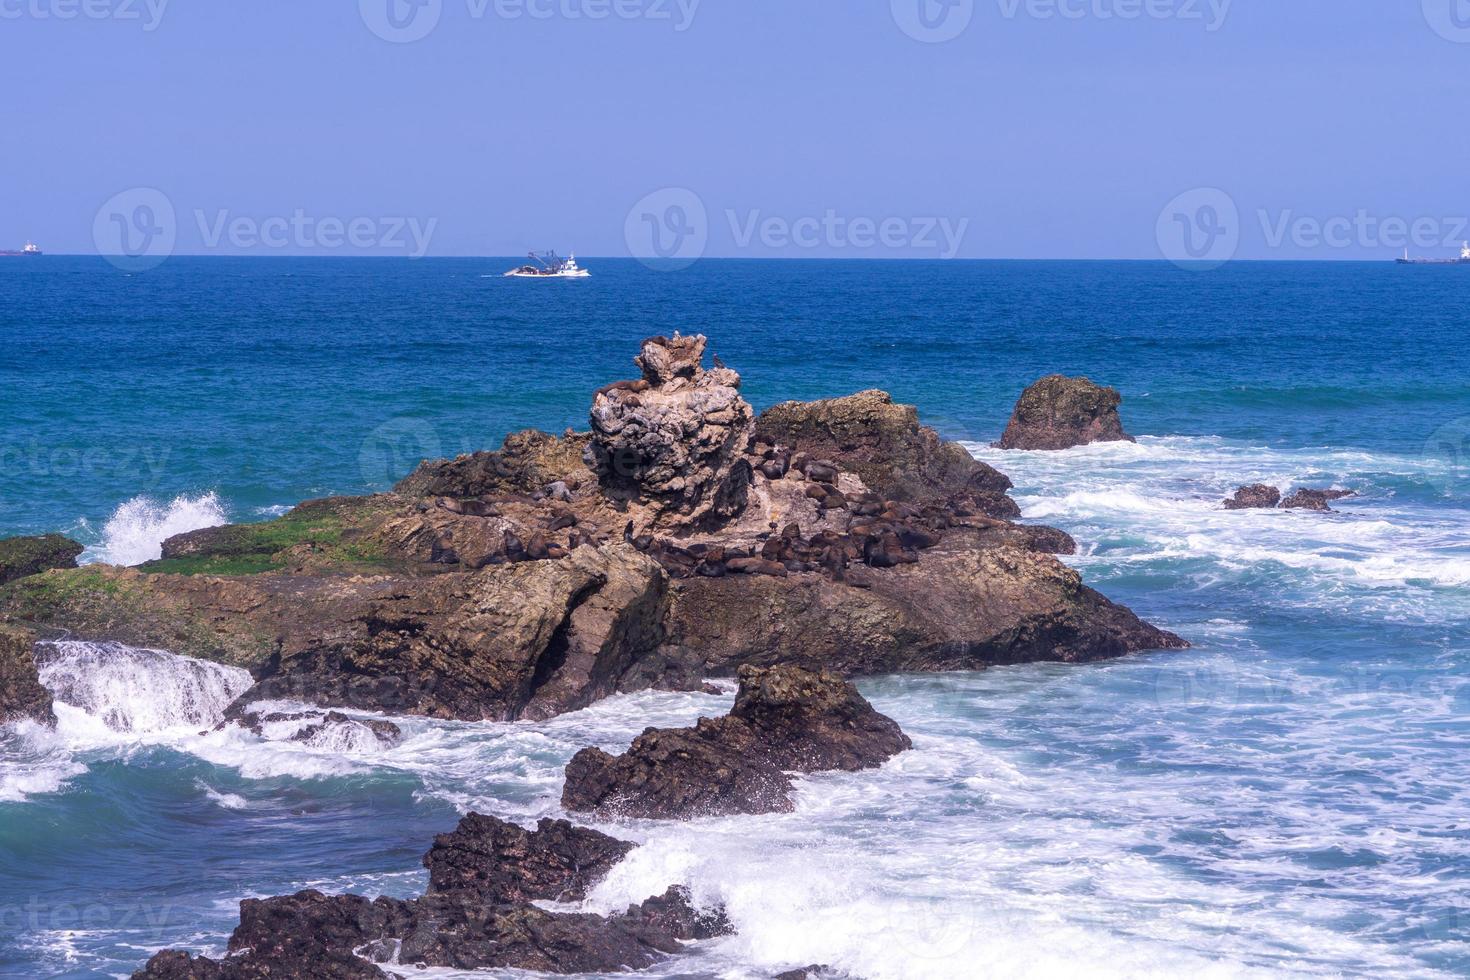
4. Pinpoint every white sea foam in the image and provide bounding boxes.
[87,491,228,566]
[38,641,252,739]
[965,435,1470,612]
